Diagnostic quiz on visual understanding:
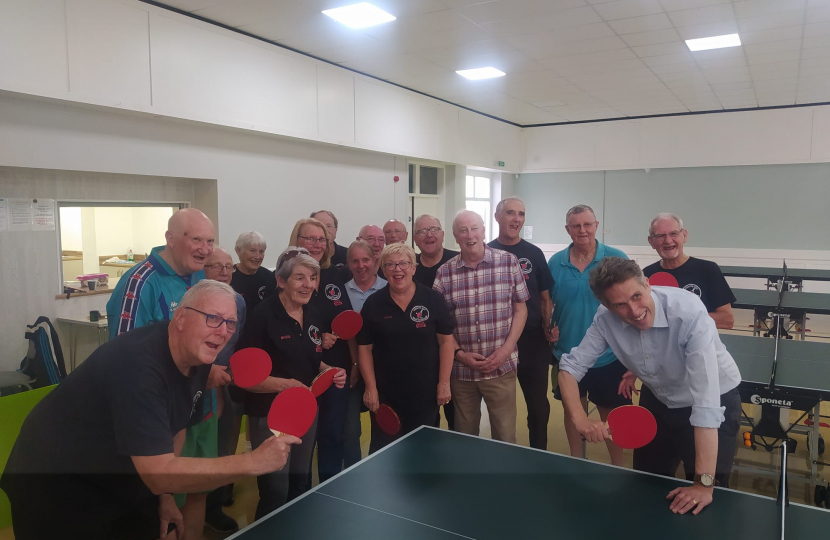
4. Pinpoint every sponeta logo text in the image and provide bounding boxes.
[750,394,793,407]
